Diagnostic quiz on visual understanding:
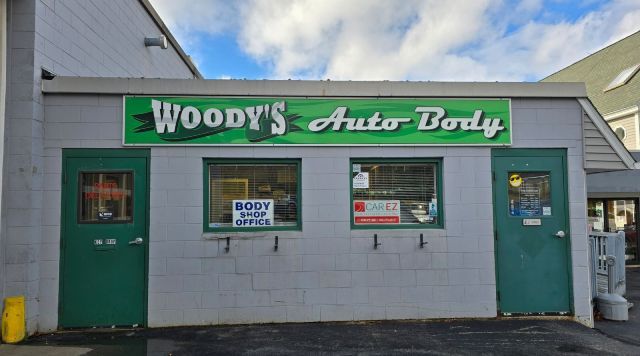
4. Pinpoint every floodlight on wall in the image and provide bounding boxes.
[144,35,168,49]
[41,67,56,80]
